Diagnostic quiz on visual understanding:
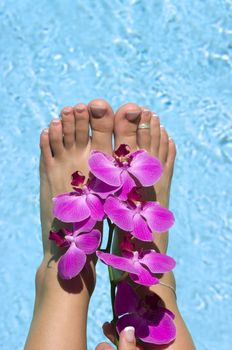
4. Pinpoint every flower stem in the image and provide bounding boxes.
[106,220,119,348]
